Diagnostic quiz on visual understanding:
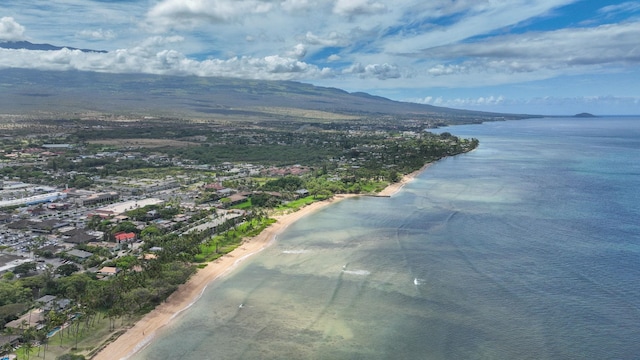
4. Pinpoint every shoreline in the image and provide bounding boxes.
[92,166,427,359]
[92,194,358,360]
[376,163,432,197]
